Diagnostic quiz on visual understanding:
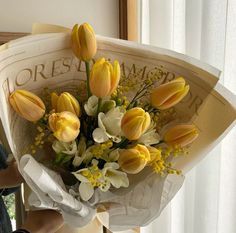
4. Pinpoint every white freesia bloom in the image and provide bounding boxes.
[102,162,129,189]
[79,145,100,164]
[93,107,125,143]
[72,137,87,167]
[52,140,77,156]
[84,95,116,116]
[138,121,160,145]
[73,168,95,201]
[72,160,129,201]
[108,149,120,162]
[84,95,98,116]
